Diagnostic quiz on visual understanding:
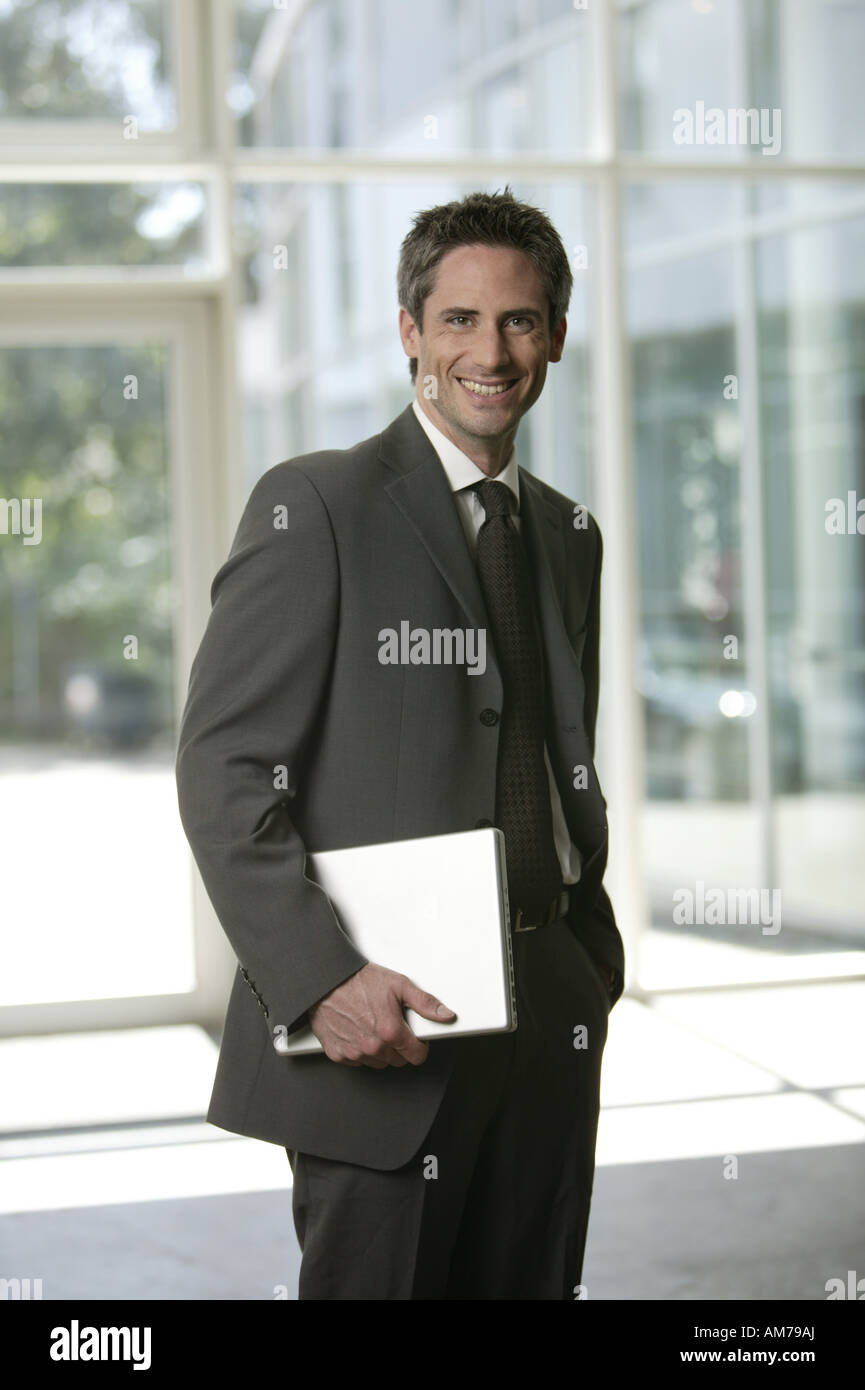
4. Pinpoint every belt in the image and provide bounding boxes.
[512,888,570,933]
